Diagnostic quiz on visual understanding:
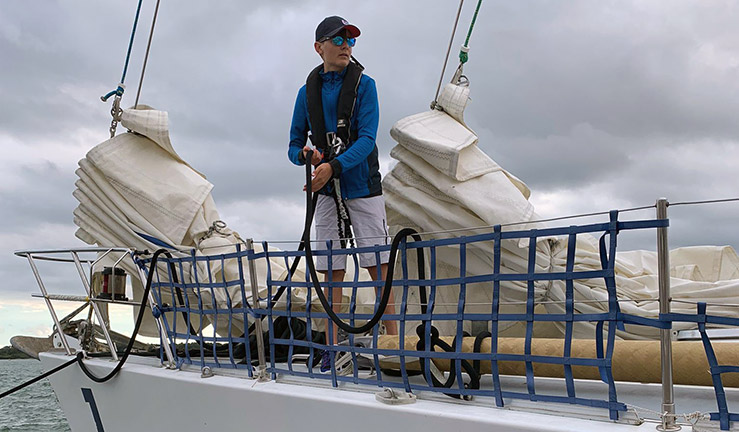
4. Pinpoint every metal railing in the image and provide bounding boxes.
[14,247,175,366]
[18,198,739,430]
